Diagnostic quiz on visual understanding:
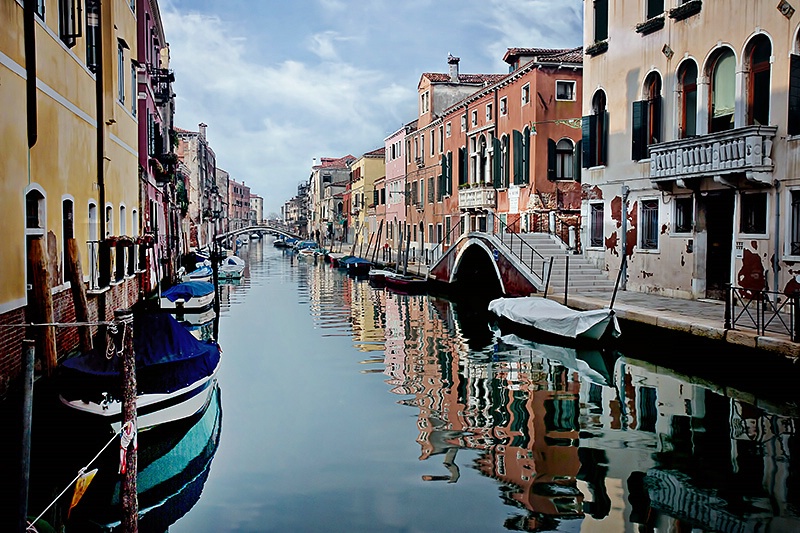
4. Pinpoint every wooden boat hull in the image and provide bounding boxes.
[384,274,428,295]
